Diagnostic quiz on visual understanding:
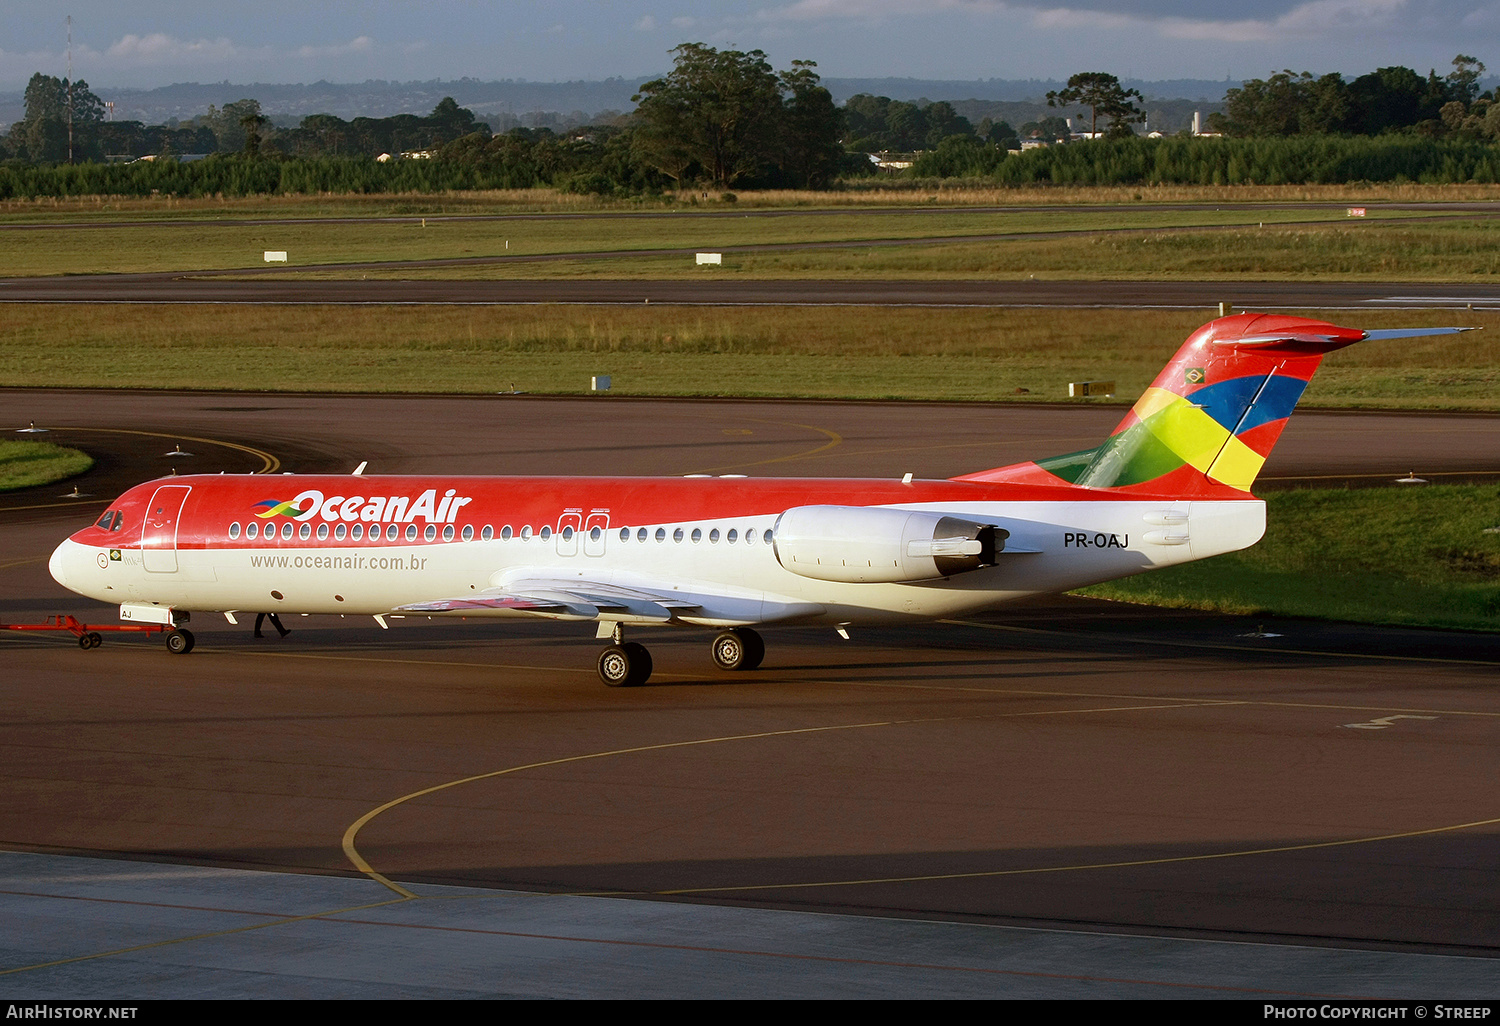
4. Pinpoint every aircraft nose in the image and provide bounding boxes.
[48,540,71,588]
